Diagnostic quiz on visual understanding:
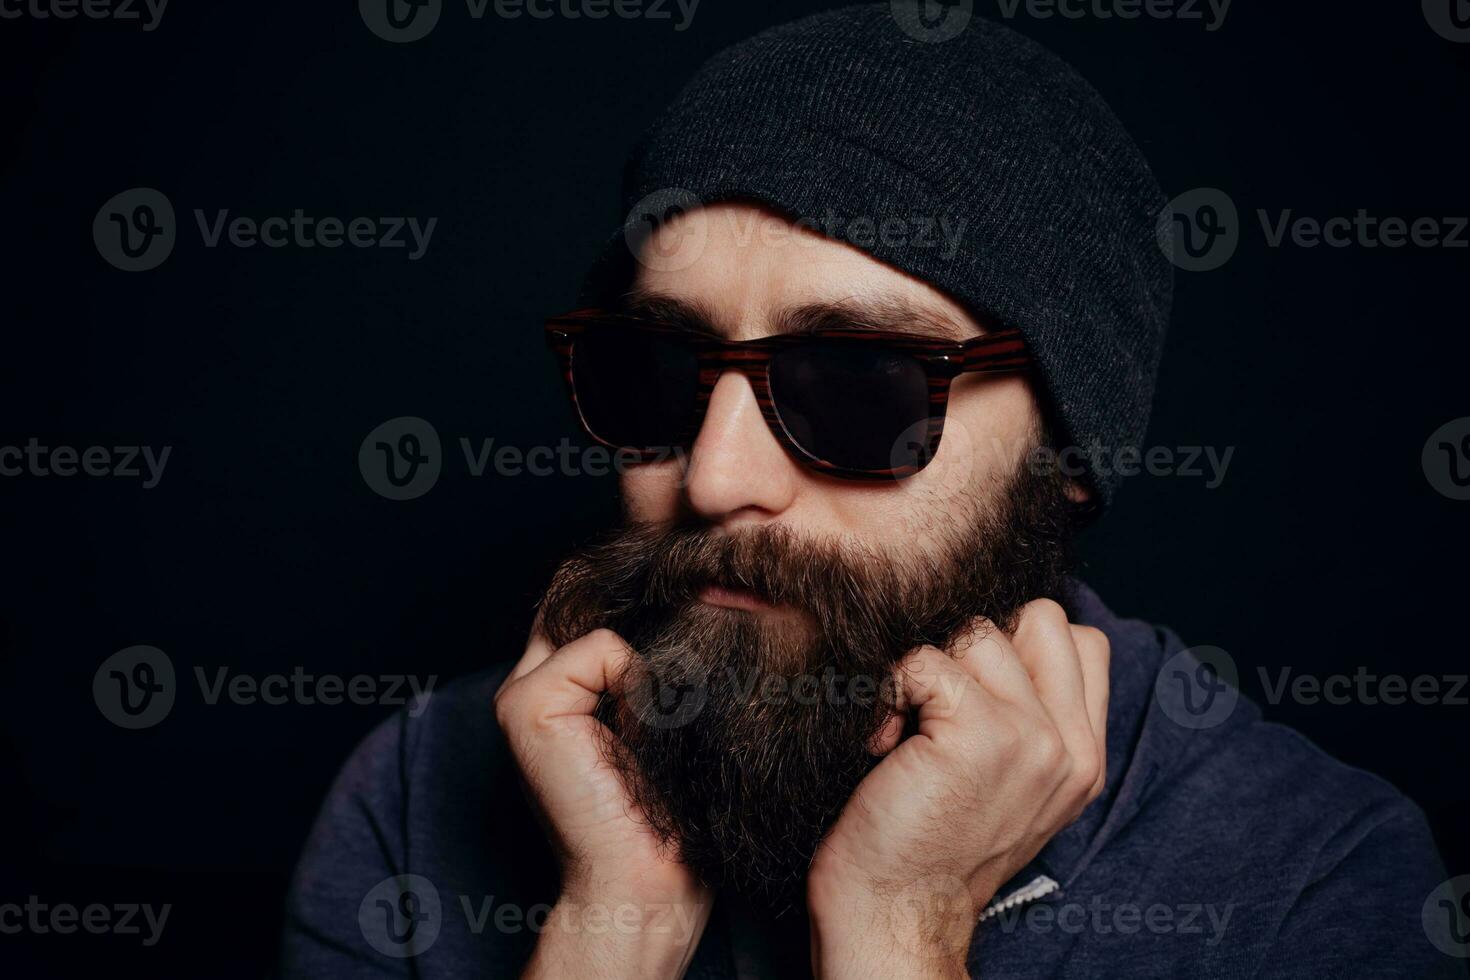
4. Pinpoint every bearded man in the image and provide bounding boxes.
[280,7,1459,978]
